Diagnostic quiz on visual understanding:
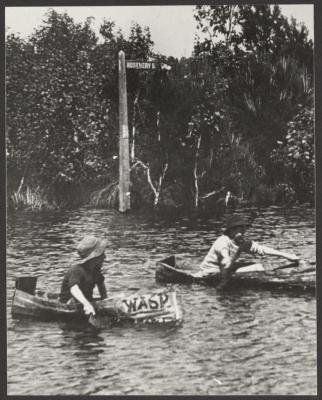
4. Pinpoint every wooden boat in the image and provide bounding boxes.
[156,256,316,293]
[11,277,182,325]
